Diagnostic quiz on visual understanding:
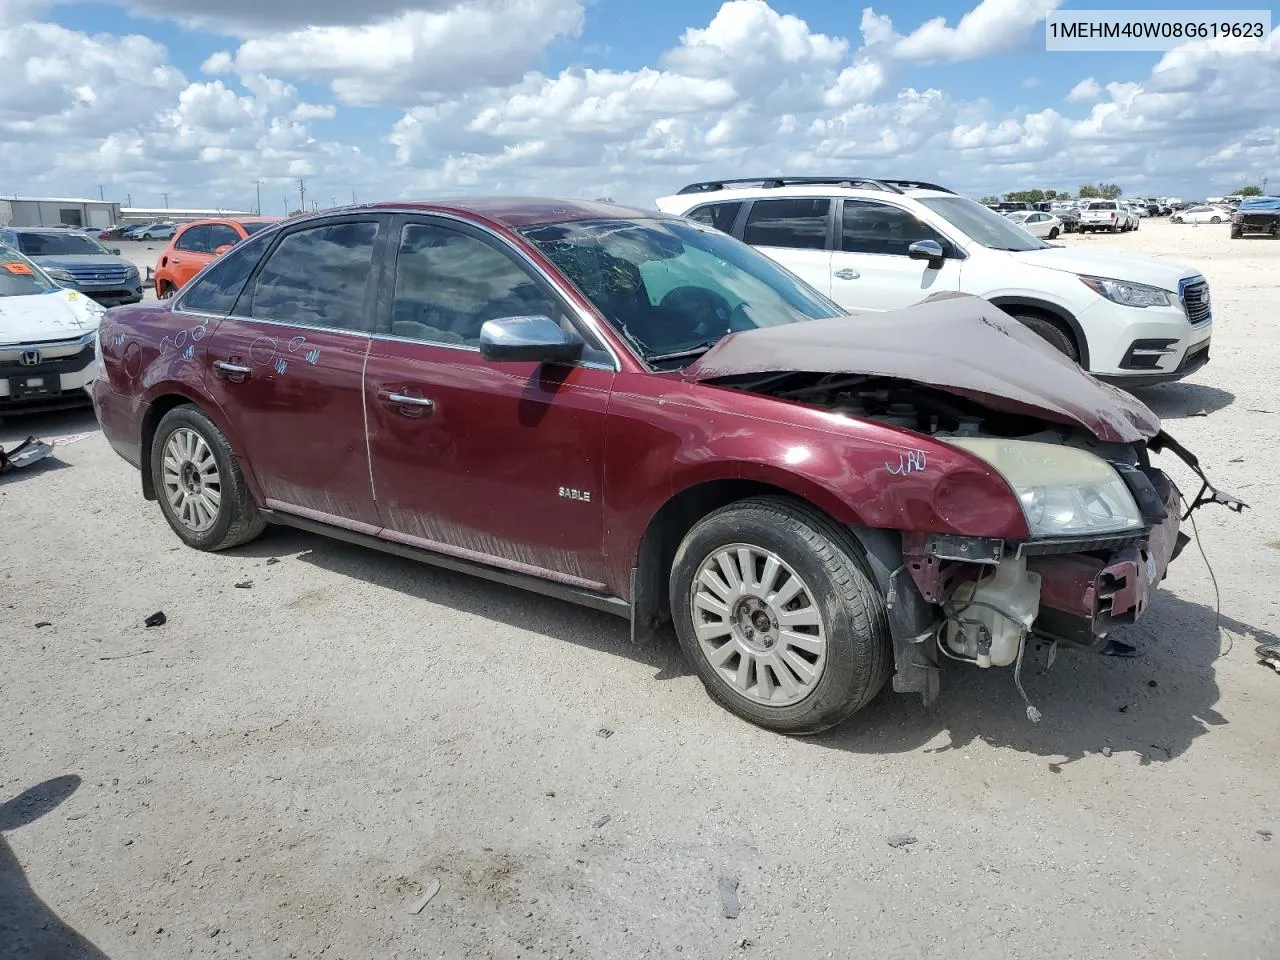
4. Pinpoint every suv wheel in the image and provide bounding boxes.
[1011,313,1078,362]
[151,405,266,551]
[670,496,891,735]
